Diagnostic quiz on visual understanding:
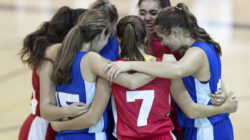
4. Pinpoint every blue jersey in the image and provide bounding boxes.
[178,41,229,128]
[100,35,119,61]
[56,52,108,135]
[100,35,119,140]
